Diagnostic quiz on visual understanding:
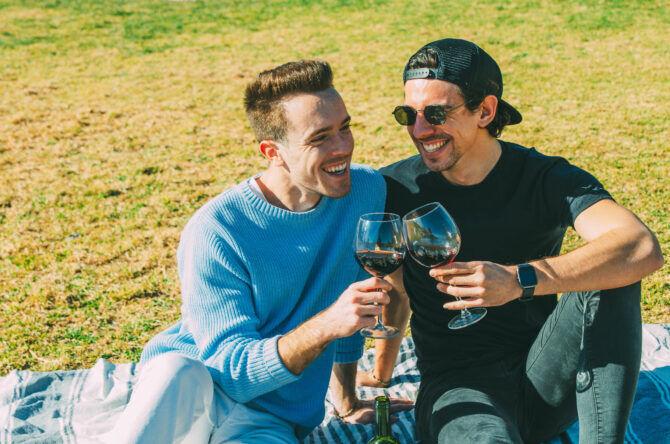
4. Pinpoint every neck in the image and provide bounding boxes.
[441,136,501,186]
[257,168,321,212]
